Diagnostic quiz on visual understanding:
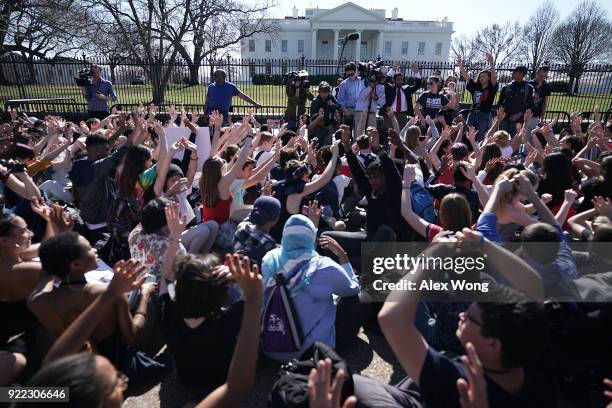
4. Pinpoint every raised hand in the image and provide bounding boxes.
[456,343,489,408]
[318,236,348,263]
[164,202,186,238]
[564,189,578,204]
[226,253,262,302]
[485,52,494,65]
[403,163,416,184]
[49,204,74,233]
[108,260,146,298]
[31,197,52,221]
[330,139,340,157]
[496,177,514,193]
[302,200,321,228]
[458,161,477,181]
[308,358,357,408]
[592,196,612,218]
[166,177,189,197]
[210,110,223,127]
[388,129,402,146]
